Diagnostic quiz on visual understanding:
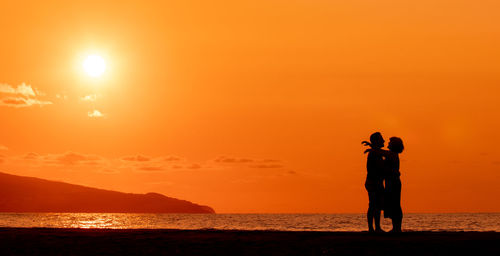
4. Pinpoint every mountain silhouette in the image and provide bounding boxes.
[0,172,215,213]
